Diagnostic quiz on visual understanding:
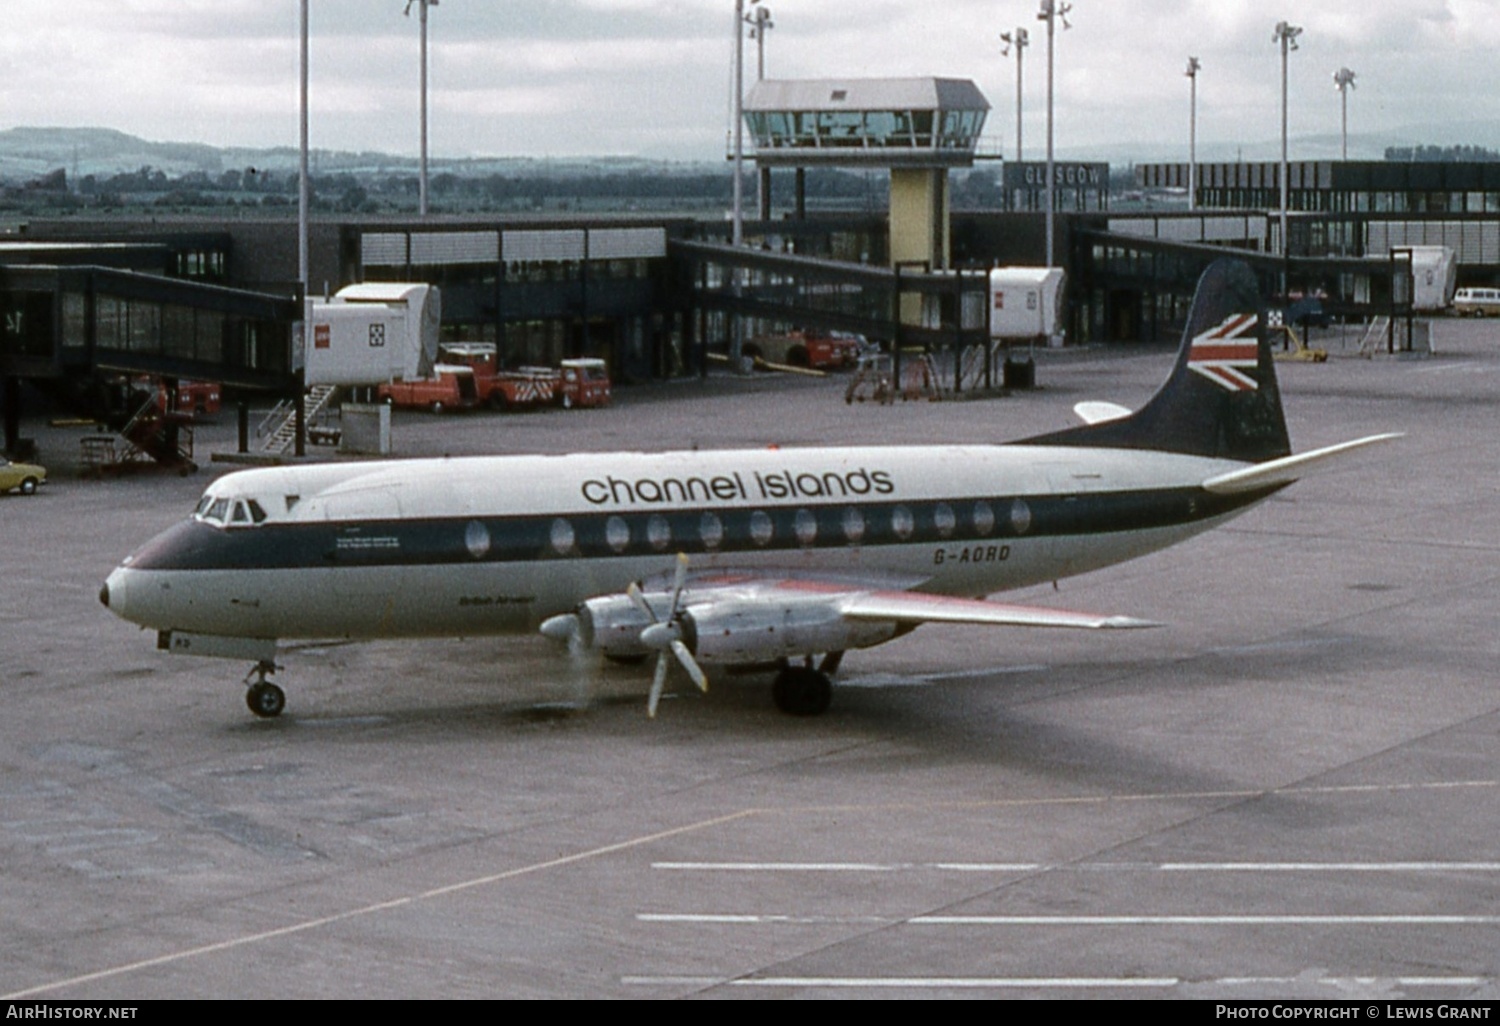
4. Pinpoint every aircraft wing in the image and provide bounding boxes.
[836,590,1156,630]
[673,573,1156,631]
